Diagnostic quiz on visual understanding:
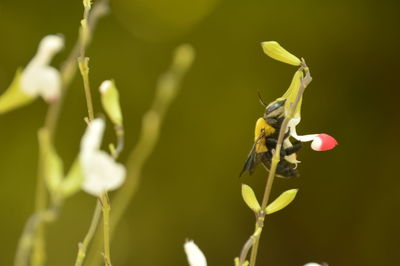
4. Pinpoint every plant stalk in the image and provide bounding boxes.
[240,61,312,266]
